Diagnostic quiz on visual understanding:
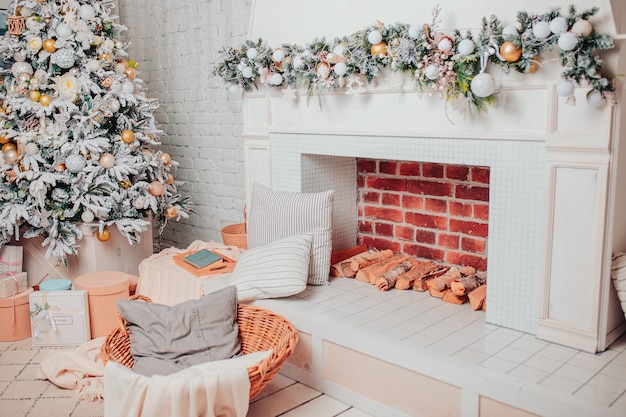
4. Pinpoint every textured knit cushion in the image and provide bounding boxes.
[116,285,241,376]
[231,233,312,302]
[247,183,334,285]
